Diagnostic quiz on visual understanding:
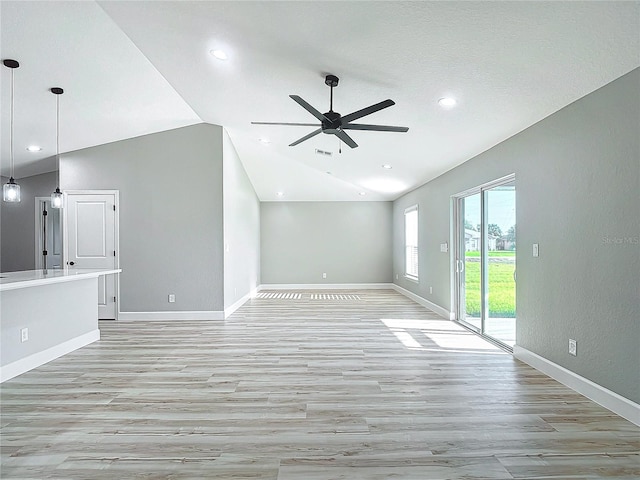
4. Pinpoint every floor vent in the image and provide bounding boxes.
[310,293,361,301]
[256,292,302,300]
